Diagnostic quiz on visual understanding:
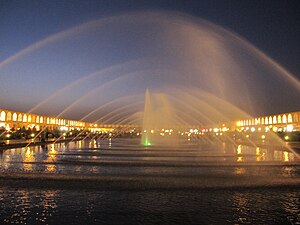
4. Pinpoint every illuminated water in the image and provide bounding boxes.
[0,138,299,224]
